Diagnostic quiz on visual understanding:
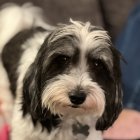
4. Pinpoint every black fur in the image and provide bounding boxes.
[40,36,79,88]
[1,27,46,97]
[2,23,122,133]
[72,122,89,136]
[22,34,79,132]
[22,63,61,133]
[1,26,62,132]
[22,29,123,132]
[95,46,123,130]
[85,43,122,130]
